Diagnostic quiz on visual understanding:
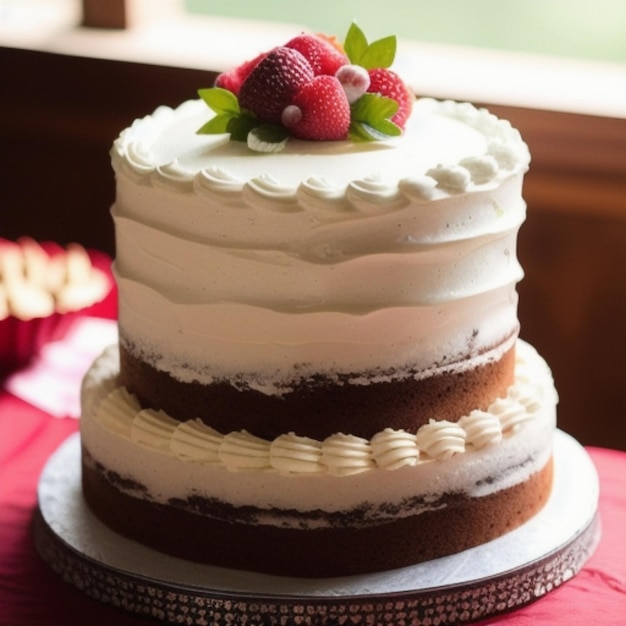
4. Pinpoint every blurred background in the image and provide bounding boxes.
[1,0,625,449]
[185,0,626,63]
